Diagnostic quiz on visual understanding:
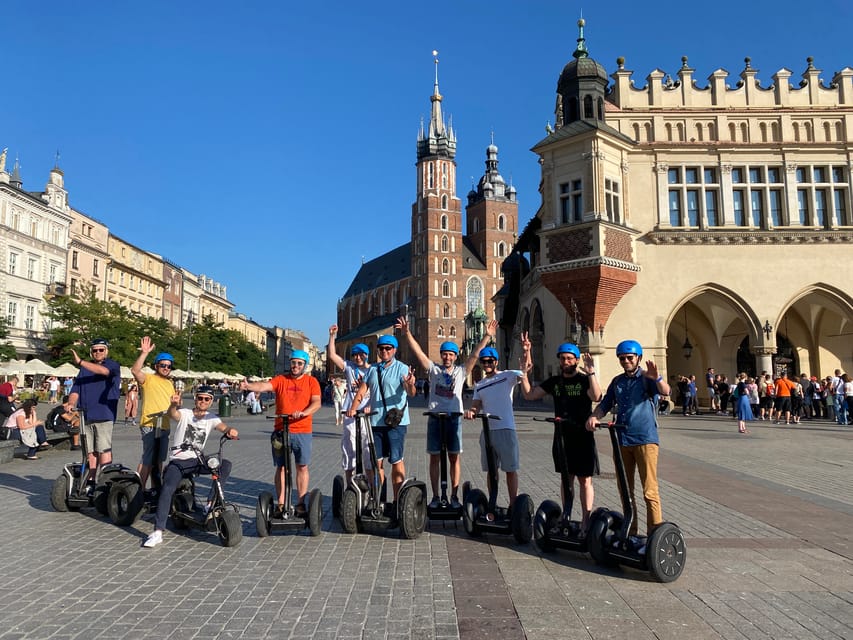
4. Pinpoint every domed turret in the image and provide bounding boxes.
[554,19,608,128]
